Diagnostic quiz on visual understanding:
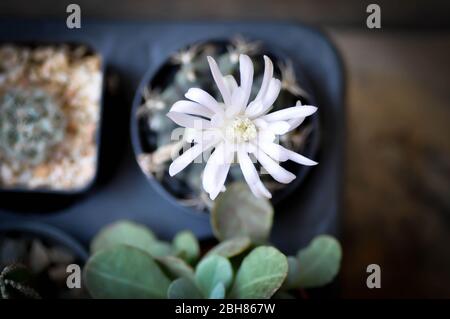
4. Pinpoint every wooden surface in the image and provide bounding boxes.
[330,29,450,298]
[1,0,450,298]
